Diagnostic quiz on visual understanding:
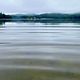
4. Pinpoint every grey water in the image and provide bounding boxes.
[0,22,80,79]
